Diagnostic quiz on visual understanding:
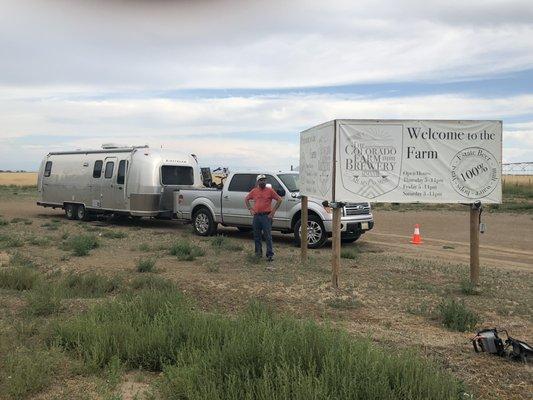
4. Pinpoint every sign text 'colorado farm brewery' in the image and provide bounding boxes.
[299,120,502,204]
